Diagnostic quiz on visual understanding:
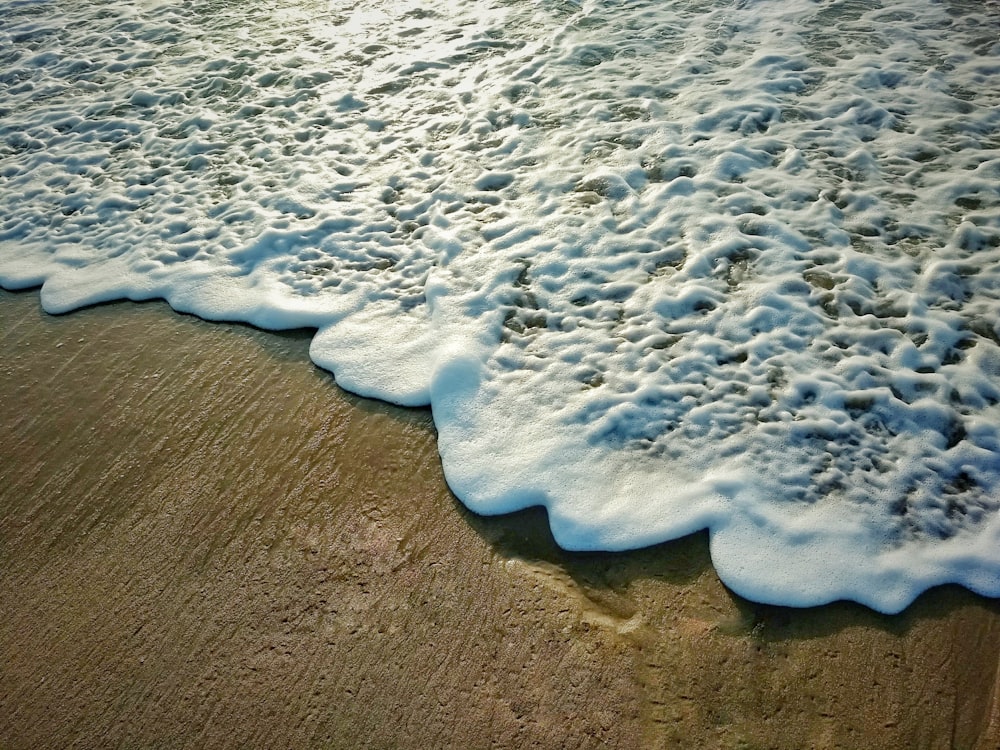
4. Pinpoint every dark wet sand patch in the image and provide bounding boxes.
[1,289,999,749]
